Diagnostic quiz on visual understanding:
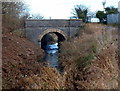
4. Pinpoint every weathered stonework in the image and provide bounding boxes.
[25,19,83,45]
